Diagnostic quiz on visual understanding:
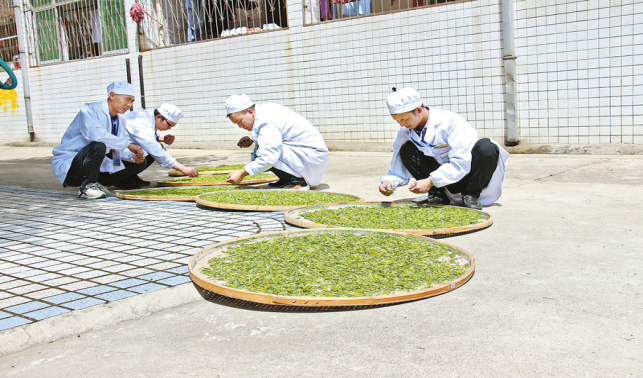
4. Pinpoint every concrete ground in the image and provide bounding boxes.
[0,147,642,377]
